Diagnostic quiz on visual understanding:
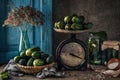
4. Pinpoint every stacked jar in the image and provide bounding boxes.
[101,41,120,65]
